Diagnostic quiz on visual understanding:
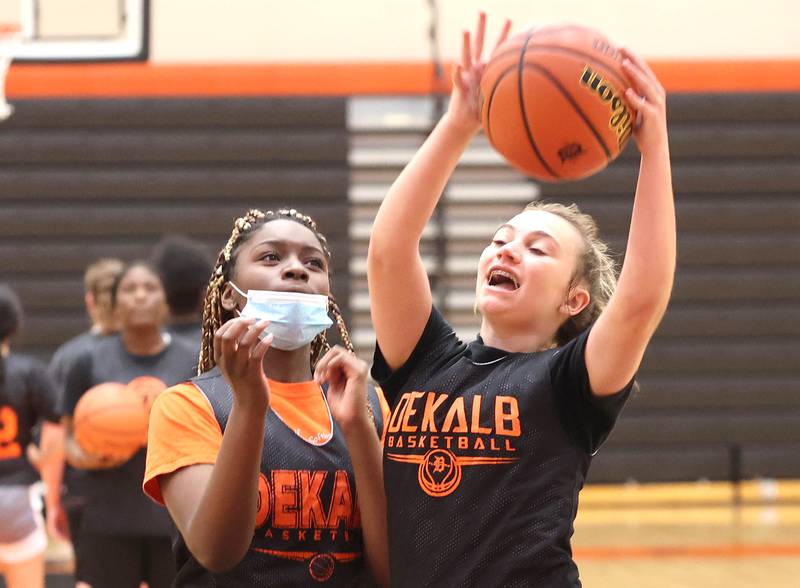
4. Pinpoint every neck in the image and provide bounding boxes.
[122,326,167,356]
[91,322,117,336]
[478,318,557,353]
[262,346,313,383]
